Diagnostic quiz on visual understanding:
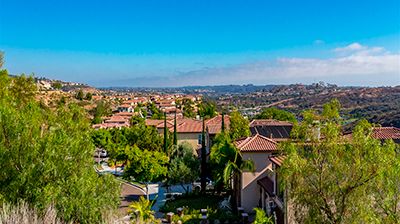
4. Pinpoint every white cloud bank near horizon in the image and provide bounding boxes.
[106,42,399,87]
[3,42,400,87]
